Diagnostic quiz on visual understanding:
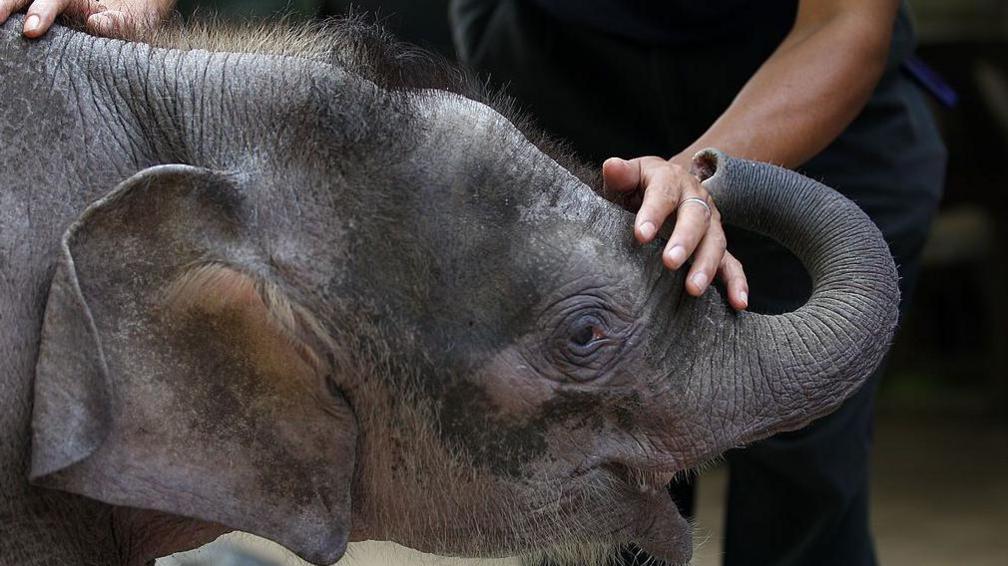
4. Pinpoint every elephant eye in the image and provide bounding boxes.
[558,313,616,368]
[569,315,606,348]
[545,299,633,382]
